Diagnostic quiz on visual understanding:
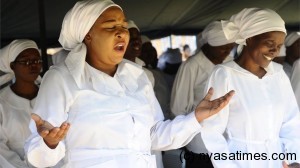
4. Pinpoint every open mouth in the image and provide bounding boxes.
[263,55,273,61]
[114,42,126,52]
